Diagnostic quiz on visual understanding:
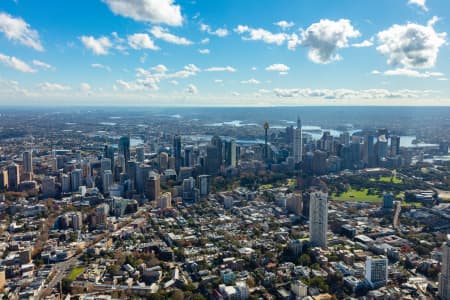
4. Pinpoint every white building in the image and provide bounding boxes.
[158,192,172,209]
[293,116,303,163]
[365,256,388,288]
[309,191,328,248]
[291,280,308,298]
